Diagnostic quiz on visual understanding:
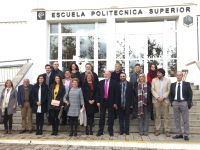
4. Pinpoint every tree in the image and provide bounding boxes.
[61,25,76,71]
[50,36,58,59]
